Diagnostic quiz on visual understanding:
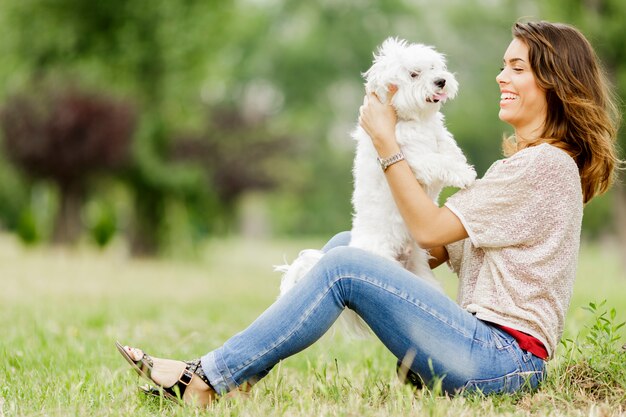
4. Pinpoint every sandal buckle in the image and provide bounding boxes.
[178,368,193,386]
